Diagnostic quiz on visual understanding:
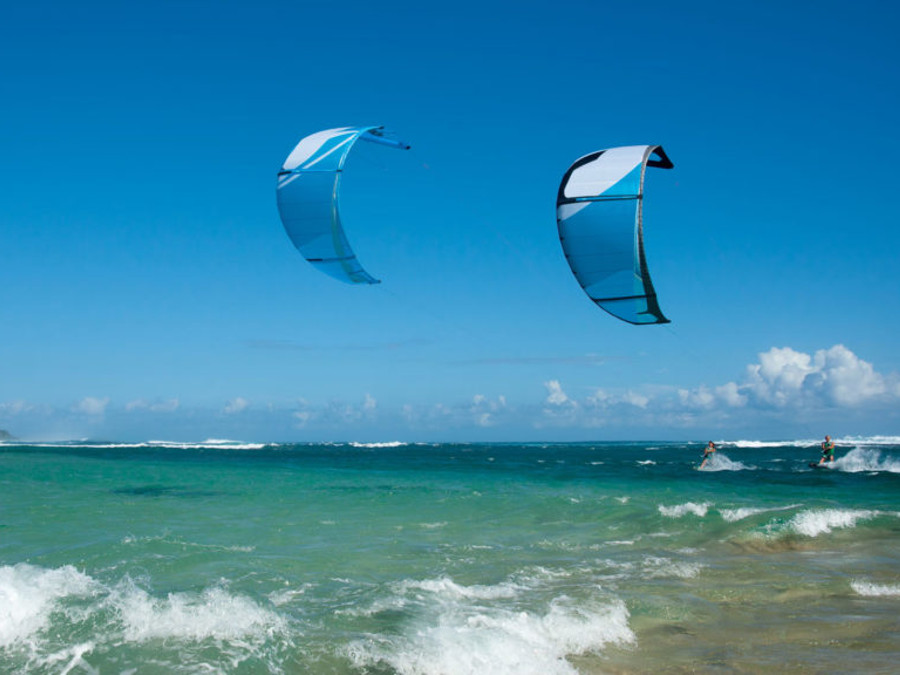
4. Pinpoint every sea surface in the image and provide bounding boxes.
[1,437,899,674]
